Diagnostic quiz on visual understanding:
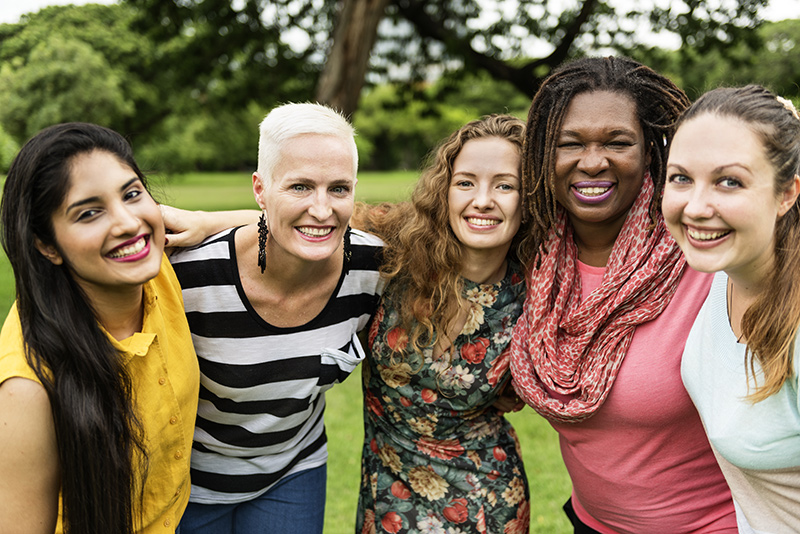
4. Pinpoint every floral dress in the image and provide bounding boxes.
[357,263,529,534]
